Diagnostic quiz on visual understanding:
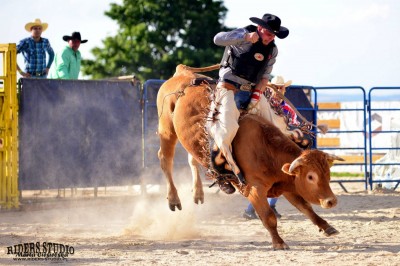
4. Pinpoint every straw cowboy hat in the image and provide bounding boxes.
[270,75,292,87]
[62,32,88,43]
[25,18,48,32]
[249,14,289,39]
